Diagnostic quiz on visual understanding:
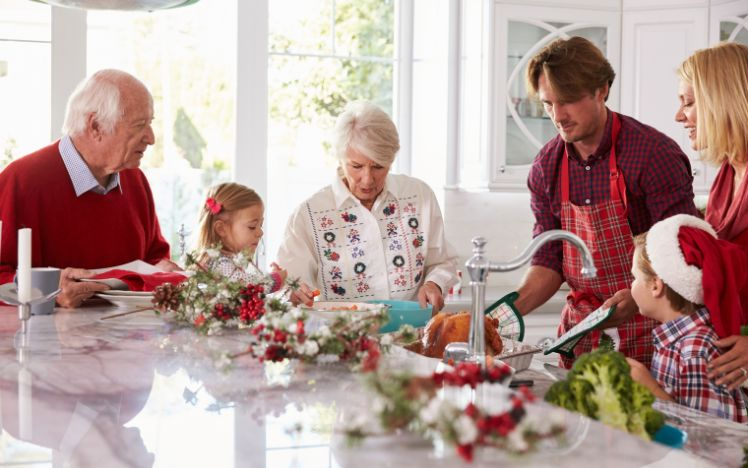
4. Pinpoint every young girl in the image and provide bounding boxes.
[196,182,286,293]
[627,214,747,423]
